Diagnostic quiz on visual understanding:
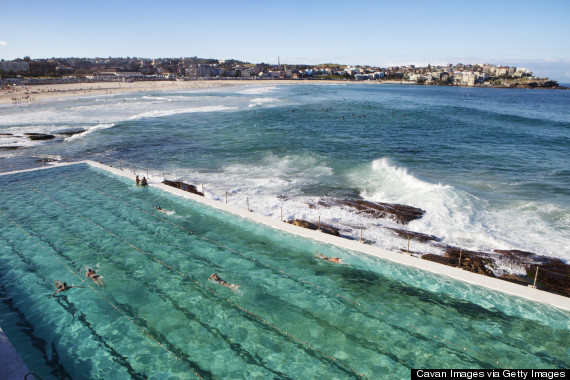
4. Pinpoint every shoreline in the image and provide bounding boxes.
[0,79,344,105]
[2,79,564,105]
